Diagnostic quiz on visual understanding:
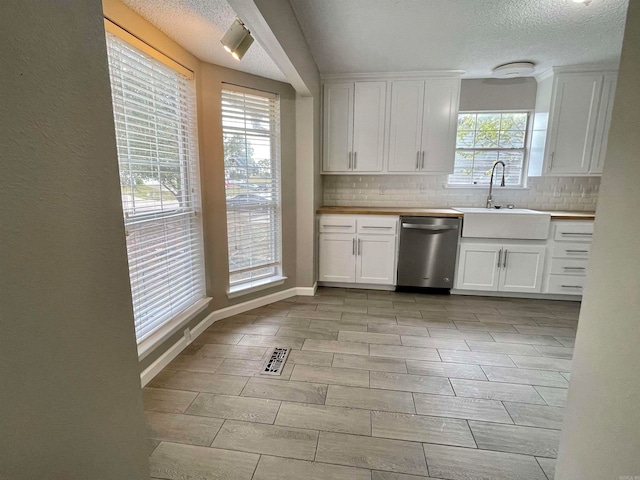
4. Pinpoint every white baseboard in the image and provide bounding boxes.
[295,282,317,296]
[140,286,301,387]
[451,289,582,301]
[318,281,395,291]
